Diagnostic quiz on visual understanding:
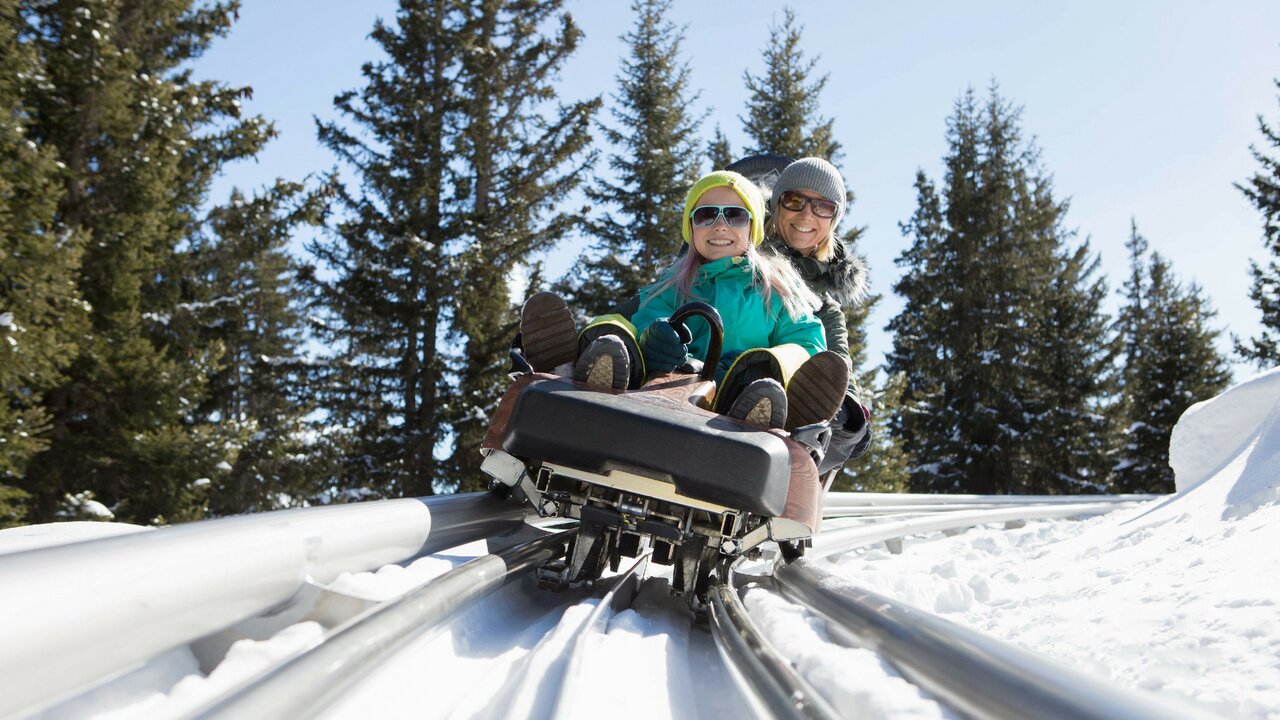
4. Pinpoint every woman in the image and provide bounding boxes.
[763,157,872,469]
